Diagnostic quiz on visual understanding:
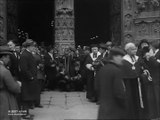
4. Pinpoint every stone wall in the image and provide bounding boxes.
[0,0,7,45]
[122,0,160,45]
